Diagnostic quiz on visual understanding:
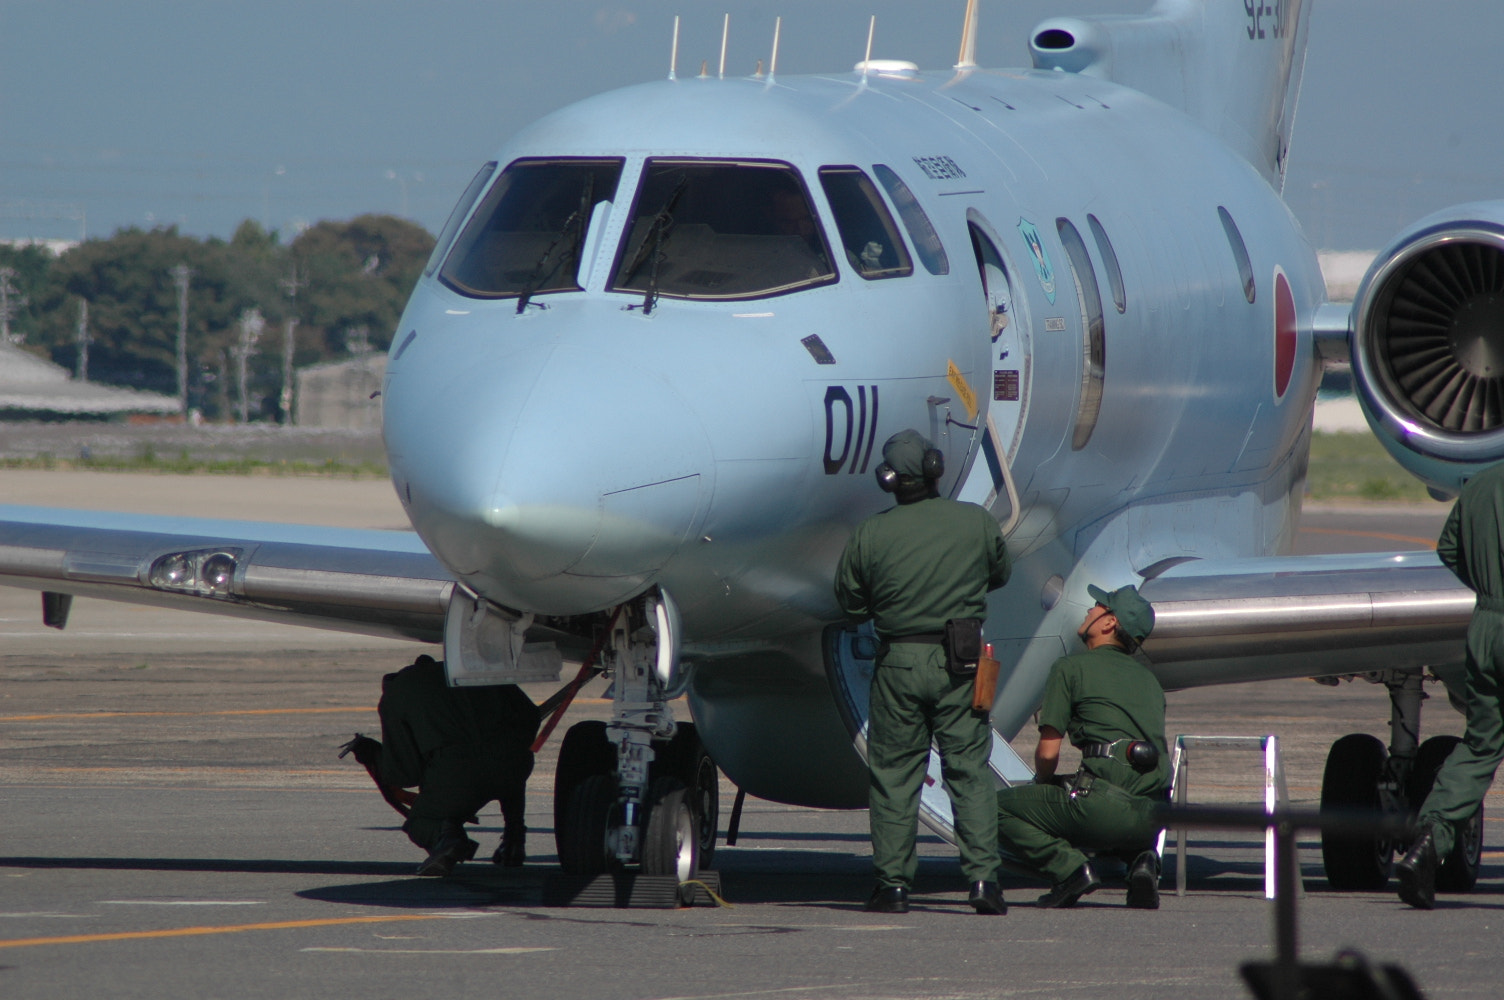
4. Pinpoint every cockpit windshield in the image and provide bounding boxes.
[609,159,836,302]
[439,158,623,300]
